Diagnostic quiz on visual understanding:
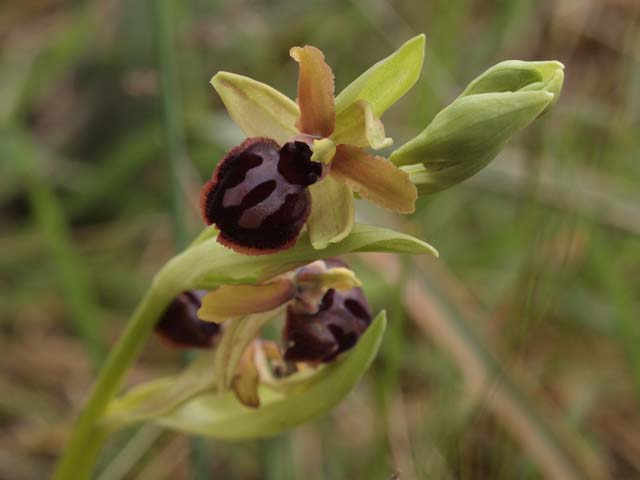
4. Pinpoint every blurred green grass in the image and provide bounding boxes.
[1,0,639,478]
